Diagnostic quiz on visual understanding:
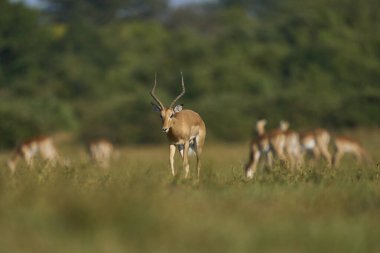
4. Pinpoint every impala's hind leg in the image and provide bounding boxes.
[265,151,273,169]
[196,130,206,180]
[320,146,332,167]
[288,152,296,171]
[311,147,321,167]
[183,141,190,178]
